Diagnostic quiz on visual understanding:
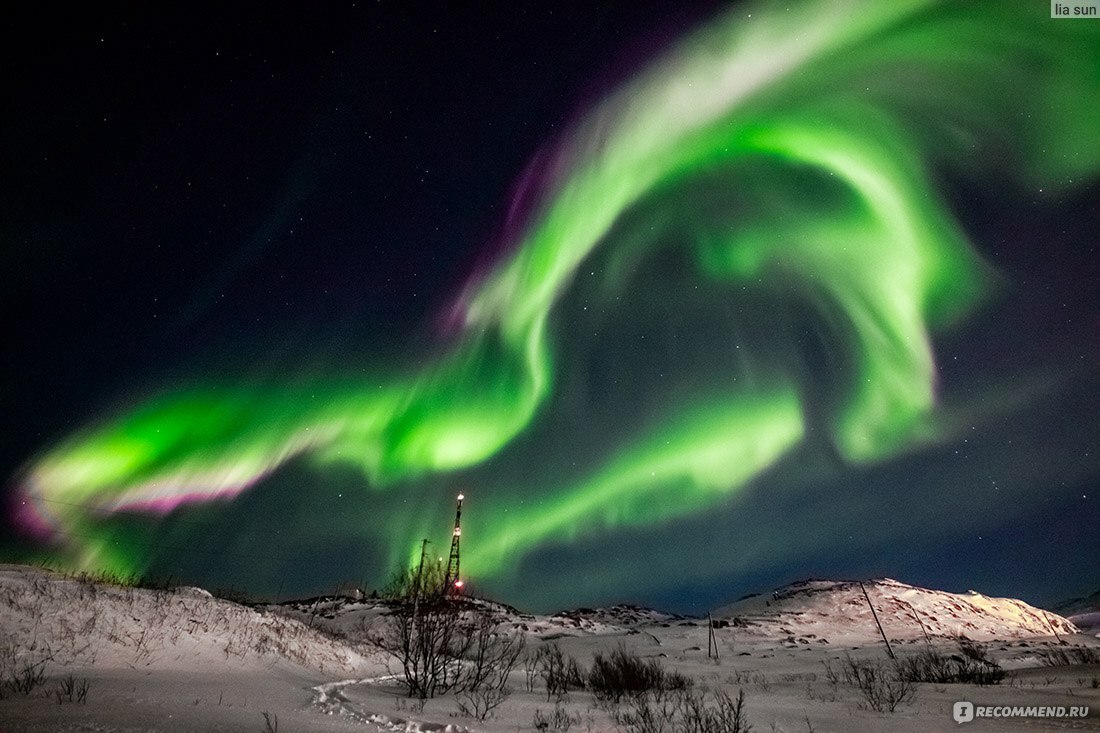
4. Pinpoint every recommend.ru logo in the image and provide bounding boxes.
[953,701,1090,724]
